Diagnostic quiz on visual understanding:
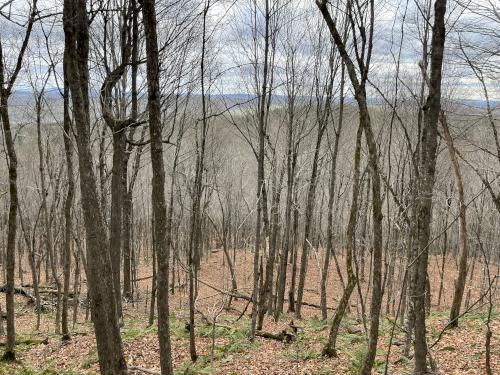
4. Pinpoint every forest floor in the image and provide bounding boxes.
[0,249,498,374]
